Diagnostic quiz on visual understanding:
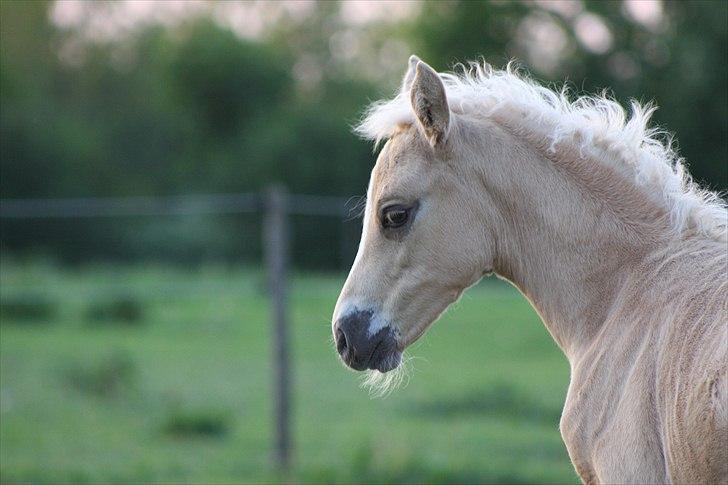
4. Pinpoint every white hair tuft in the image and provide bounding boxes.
[360,354,415,398]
